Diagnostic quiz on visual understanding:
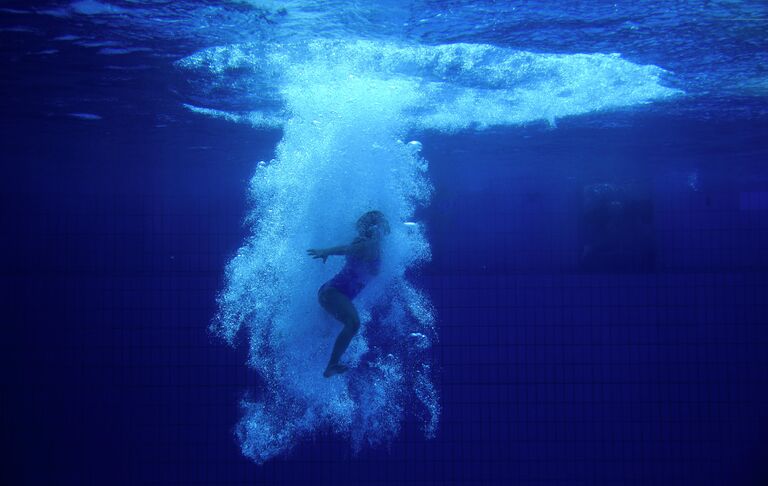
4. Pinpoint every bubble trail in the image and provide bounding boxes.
[179,39,679,463]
